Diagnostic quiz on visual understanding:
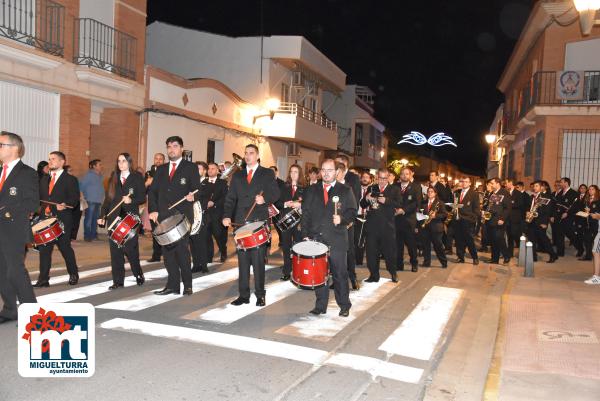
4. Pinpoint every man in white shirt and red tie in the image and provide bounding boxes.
[451,177,480,265]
